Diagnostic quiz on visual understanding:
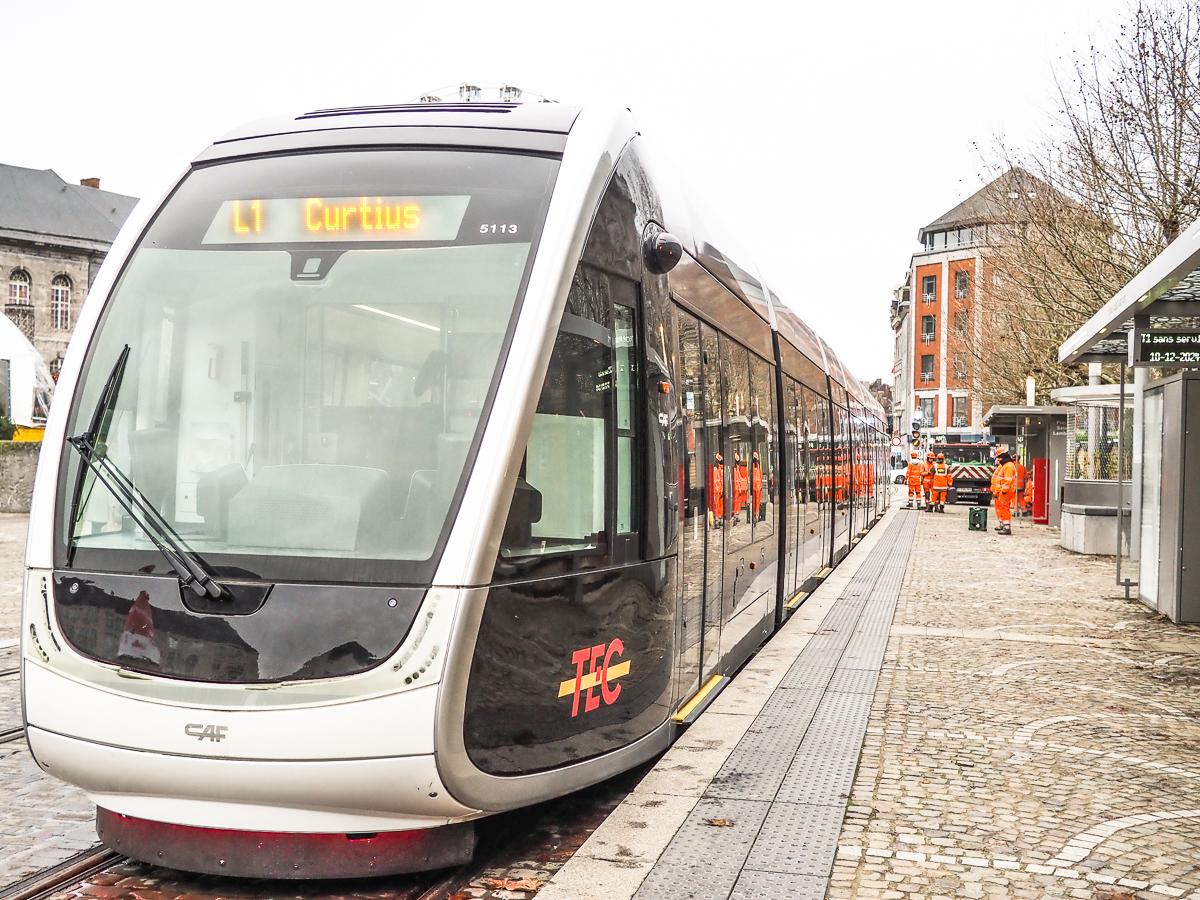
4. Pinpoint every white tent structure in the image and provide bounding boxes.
[0,314,53,428]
